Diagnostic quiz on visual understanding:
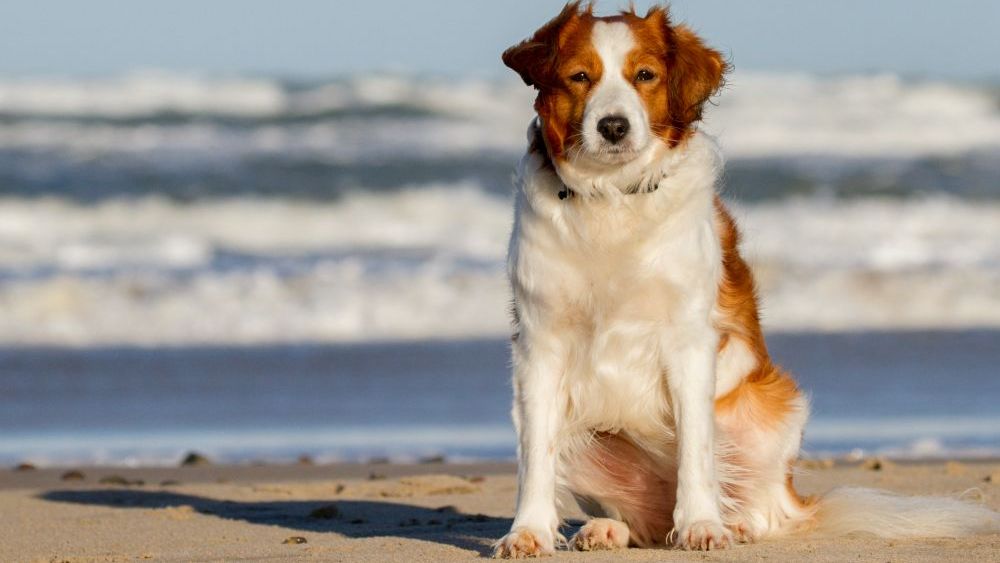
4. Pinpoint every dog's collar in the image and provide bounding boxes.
[557,180,660,200]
